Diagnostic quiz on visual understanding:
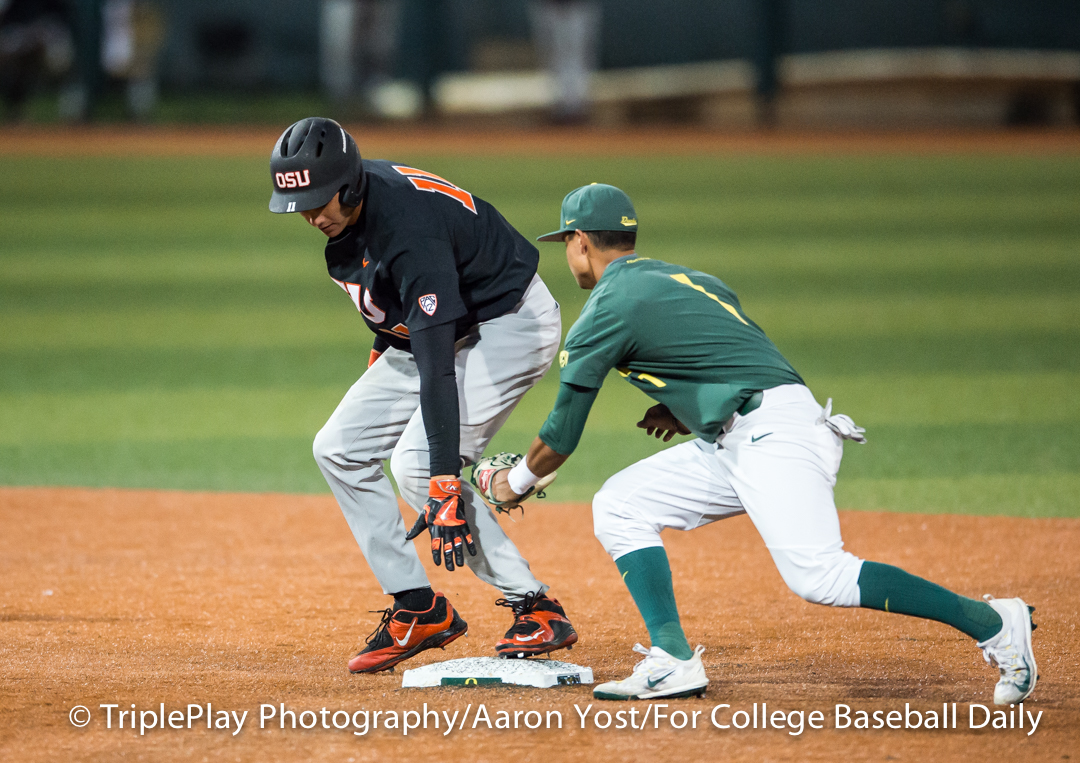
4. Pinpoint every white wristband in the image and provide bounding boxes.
[507,460,541,495]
